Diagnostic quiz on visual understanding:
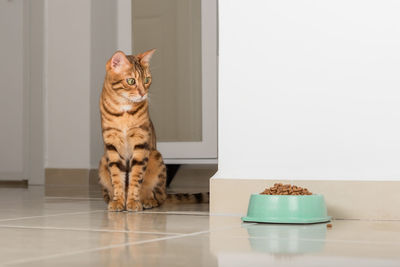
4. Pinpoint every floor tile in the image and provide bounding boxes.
[0,212,240,235]
[210,221,400,256]
[324,220,400,243]
[10,224,400,267]
[141,202,209,213]
[1,176,399,267]
[0,187,105,220]
[0,227,166,266]
[219,220,400,244]
[10,234,217,267]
